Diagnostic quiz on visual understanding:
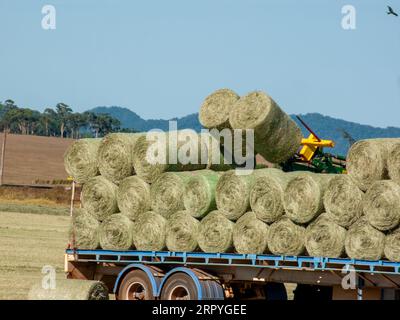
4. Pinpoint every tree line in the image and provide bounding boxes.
[0,99,131,138]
